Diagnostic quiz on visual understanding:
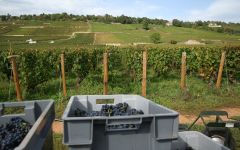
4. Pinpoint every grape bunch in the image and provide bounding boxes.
[0,117,32,150]
[74,102,144,117]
